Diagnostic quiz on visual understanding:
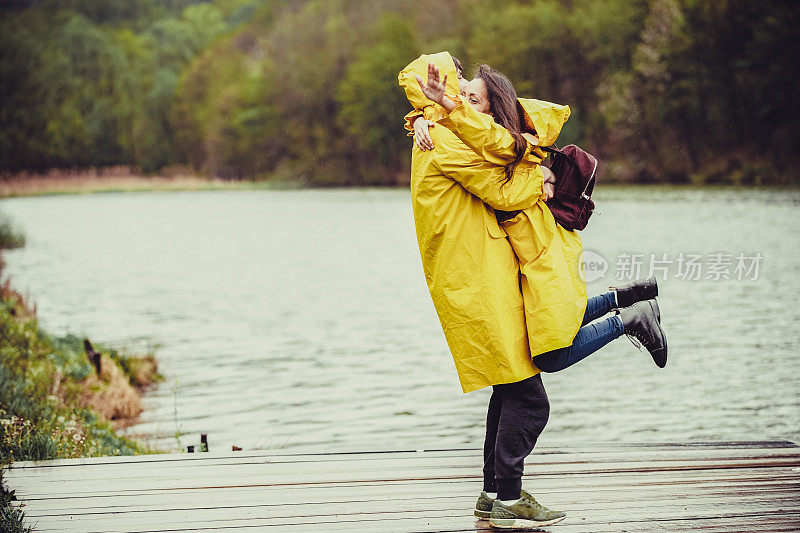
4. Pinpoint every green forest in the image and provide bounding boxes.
[1,0,797,185]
